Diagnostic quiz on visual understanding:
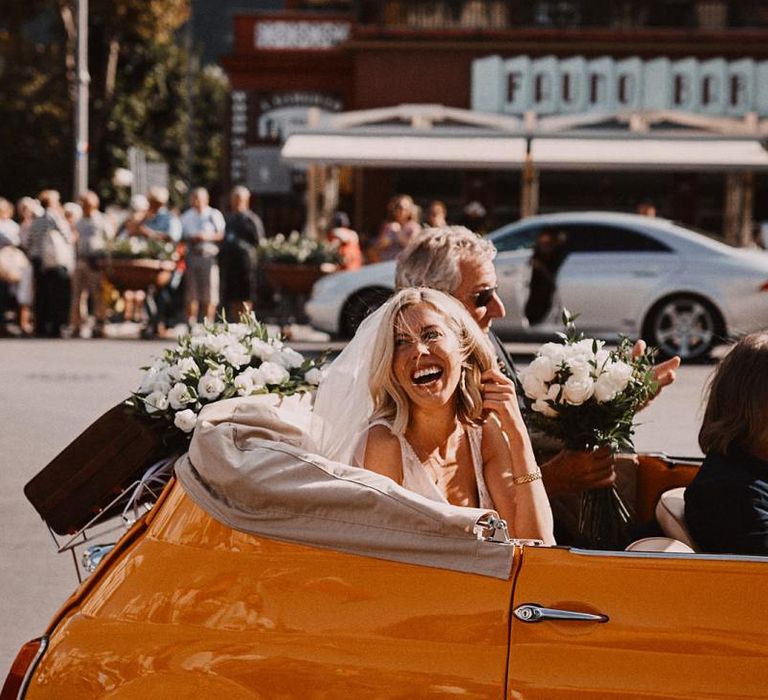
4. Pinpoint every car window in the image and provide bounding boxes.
[556,224,672,253]
[491,226,541,252]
